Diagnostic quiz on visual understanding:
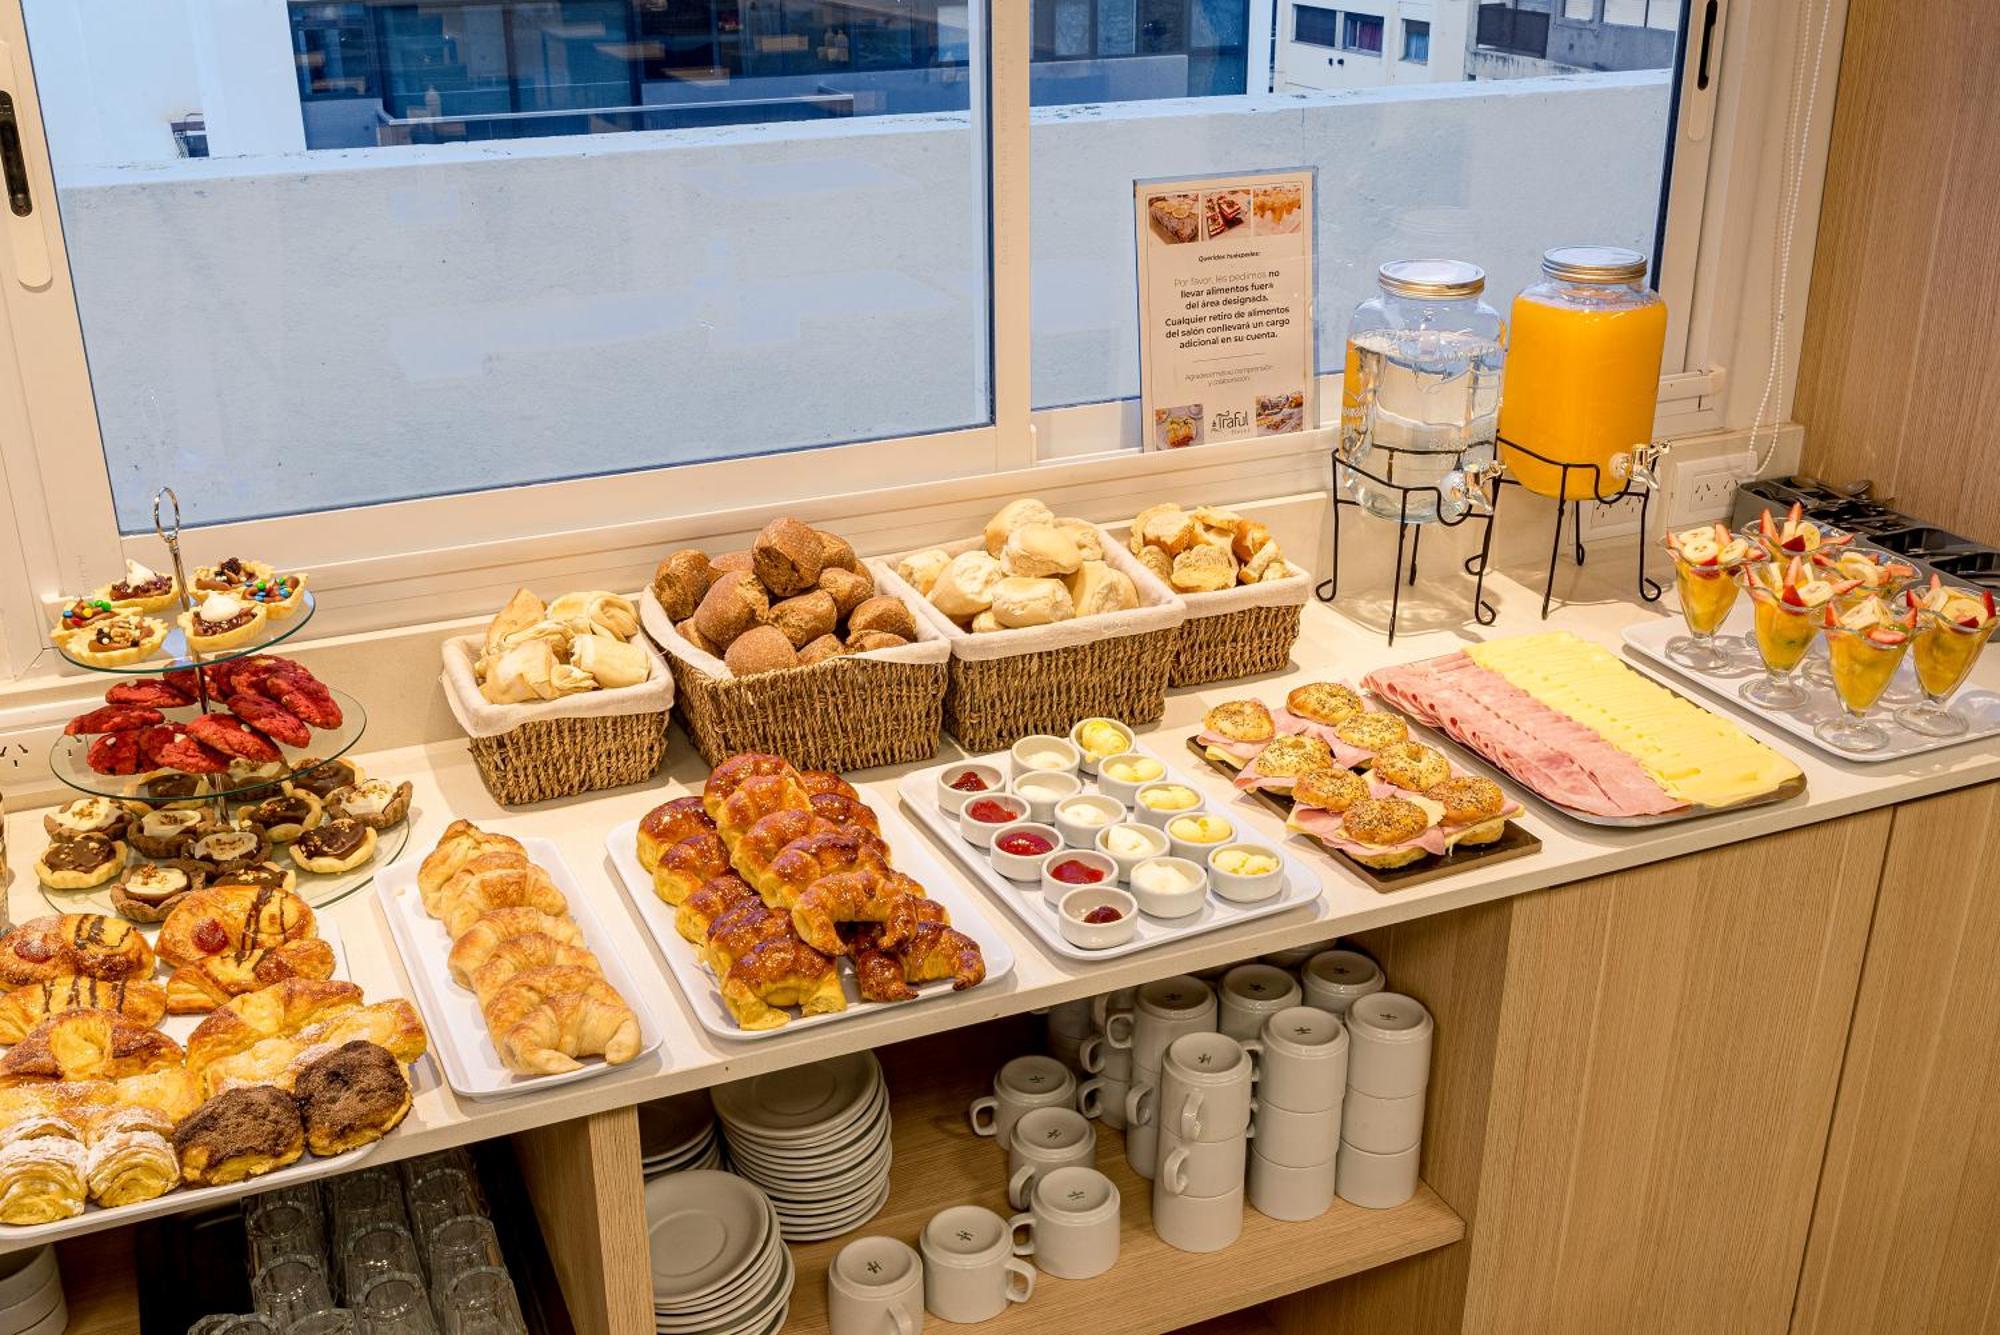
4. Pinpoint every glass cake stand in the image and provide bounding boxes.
[55,591,316,675]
